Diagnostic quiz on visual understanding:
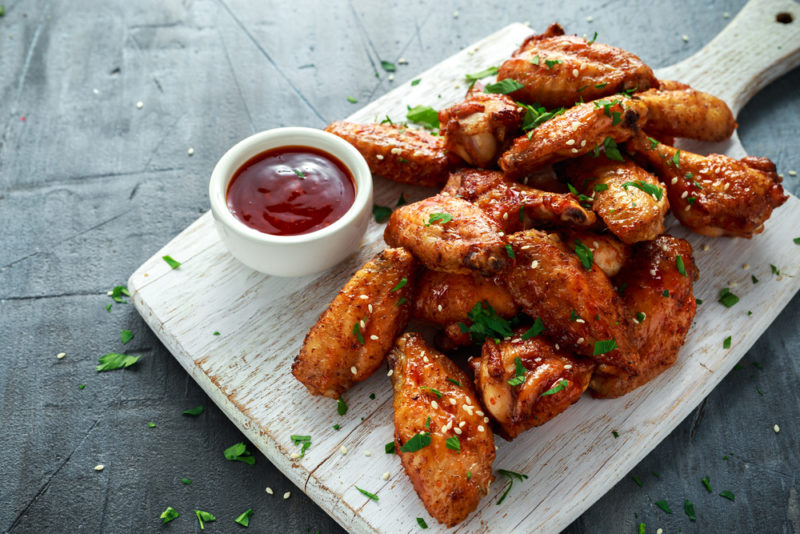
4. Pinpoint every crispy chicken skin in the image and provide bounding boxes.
[439,88,525,168]
[505,229,639,374]
[389,333,495,527]
[412,270,517,325]
[636,80,737,142]
[628,132,788,238]
[591,235,698,398]
[471,329,595,440]
[500,97,648,178]
[559,229,630,278]
[324,121,454,187]
[292,248,415,398]
[497,23,658,109]
[443,169,596,232]
[565,154,669,244]
[384,194,508,275]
